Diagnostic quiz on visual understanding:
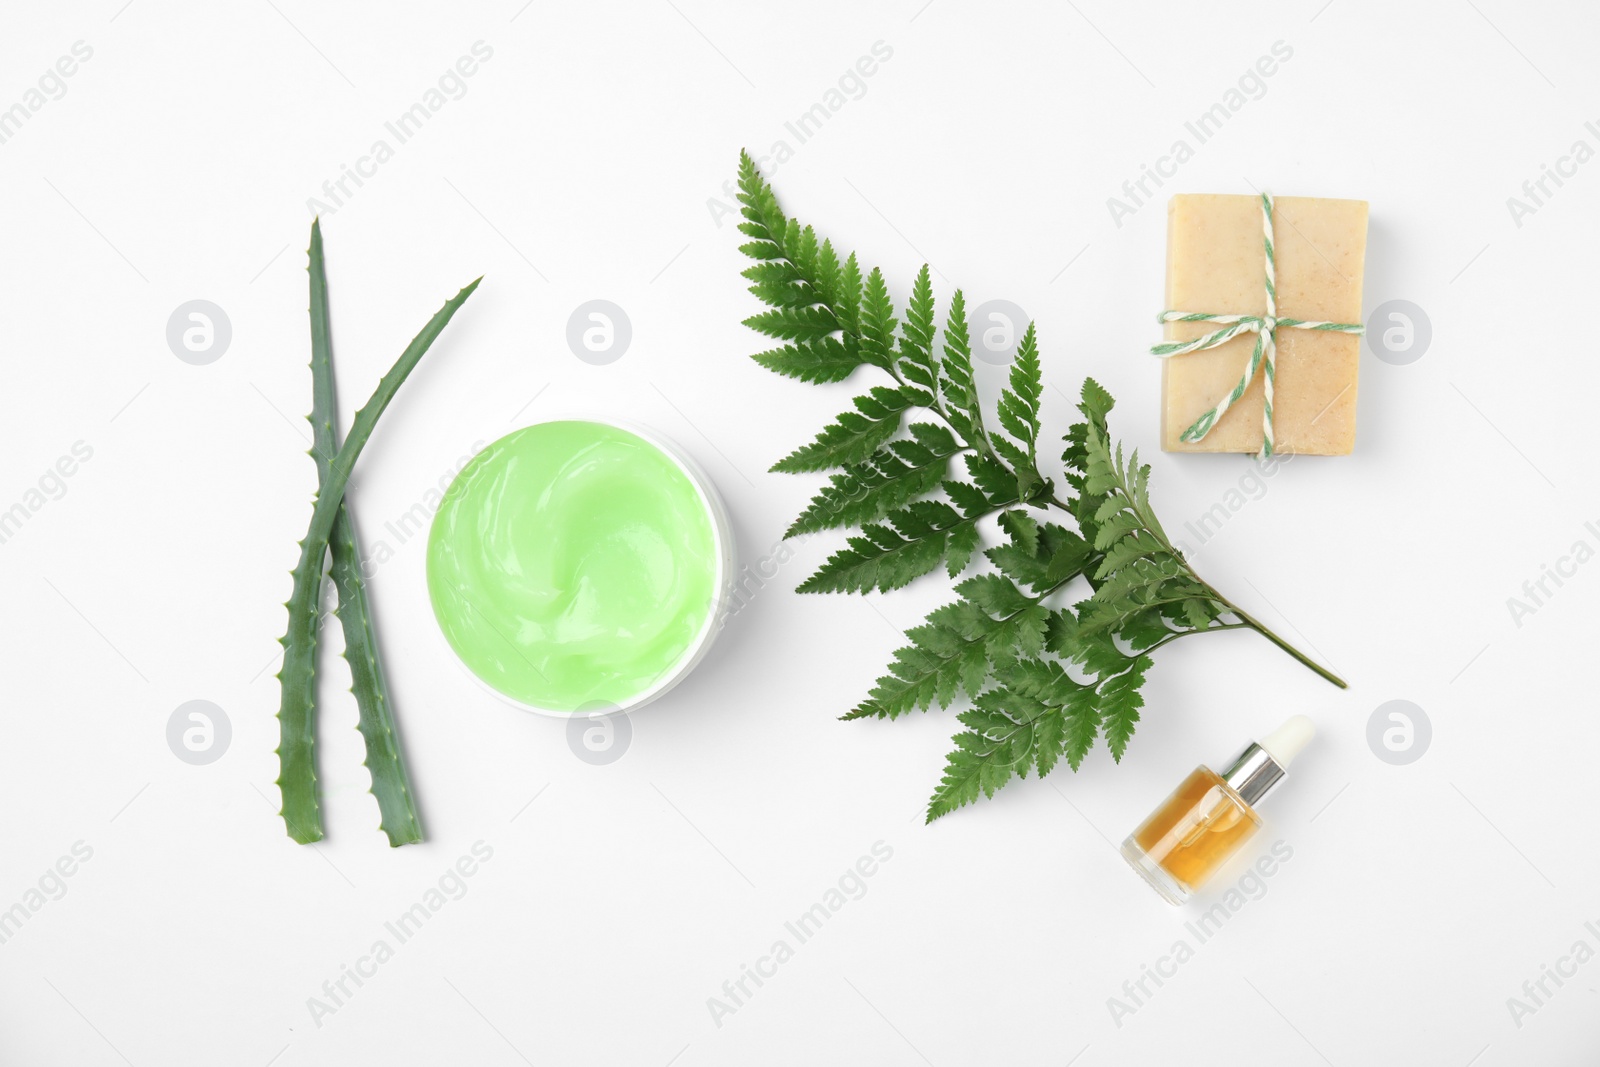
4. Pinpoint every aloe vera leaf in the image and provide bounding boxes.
[275,266,481,844]
[305,221,425,847]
